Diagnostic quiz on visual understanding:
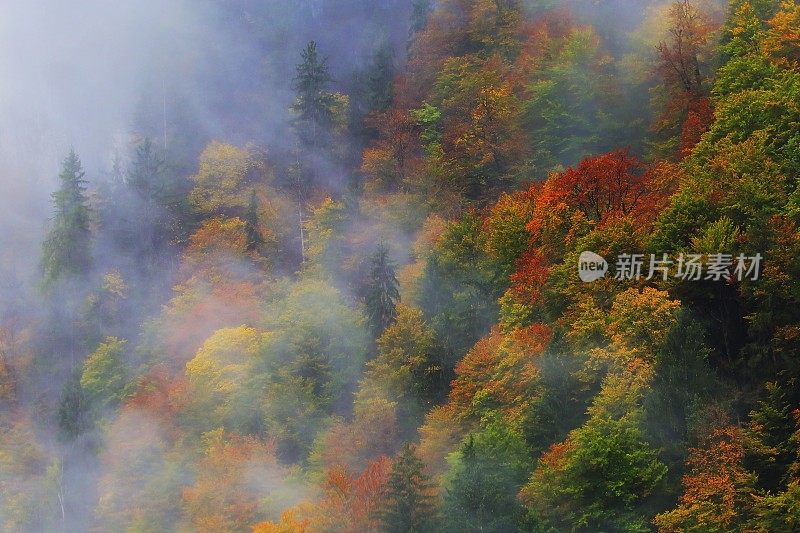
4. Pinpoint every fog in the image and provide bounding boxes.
[0,0,716,530]
[0,0,208,293]
[0,0,413,293]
